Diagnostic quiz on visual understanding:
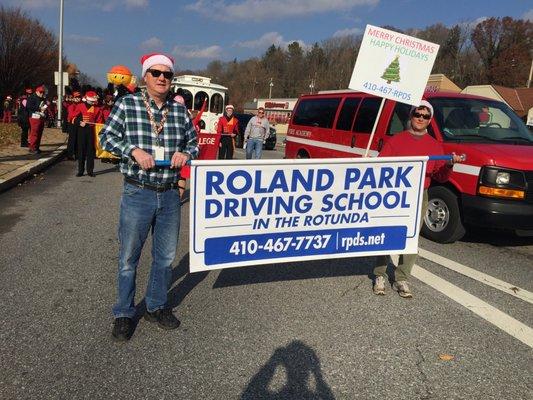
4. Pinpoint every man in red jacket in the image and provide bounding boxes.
[373,100,463,298]
[217,104,239,159]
